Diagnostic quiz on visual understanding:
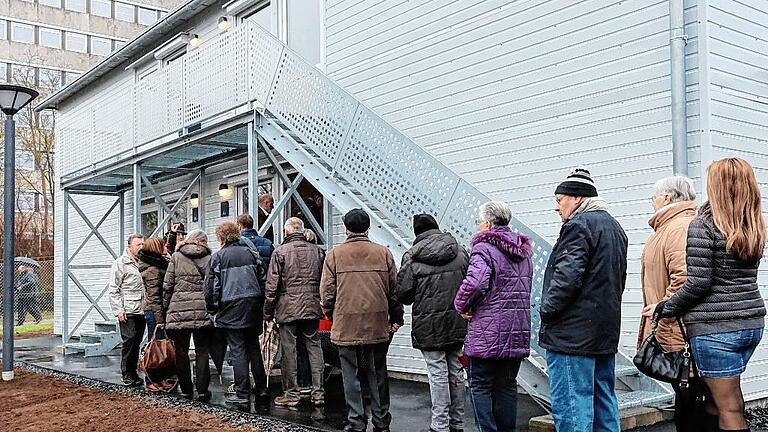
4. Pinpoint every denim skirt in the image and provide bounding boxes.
[690,328,763,378]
